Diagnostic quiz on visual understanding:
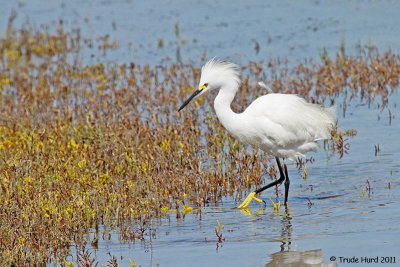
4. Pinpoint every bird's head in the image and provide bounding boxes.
[178,58,240,111]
